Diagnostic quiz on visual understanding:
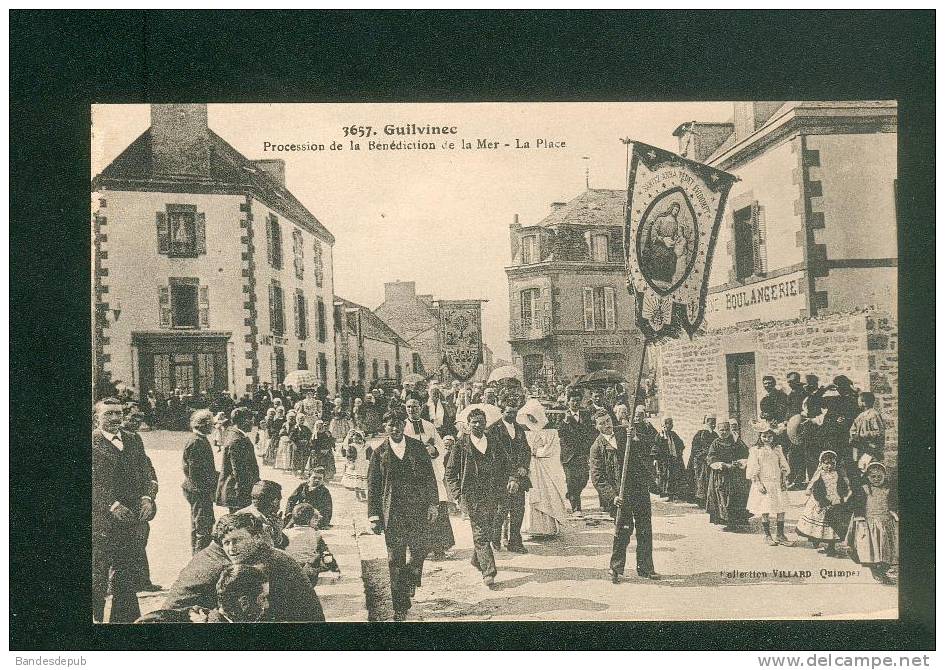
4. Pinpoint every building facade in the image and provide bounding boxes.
[92,104,337,400]
[505,192,645,388]
[335,296,422,387]
[654,101,898,454]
